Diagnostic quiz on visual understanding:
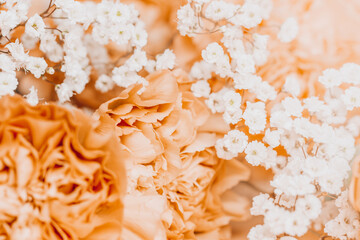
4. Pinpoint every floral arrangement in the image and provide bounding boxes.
[1,0,360,239]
